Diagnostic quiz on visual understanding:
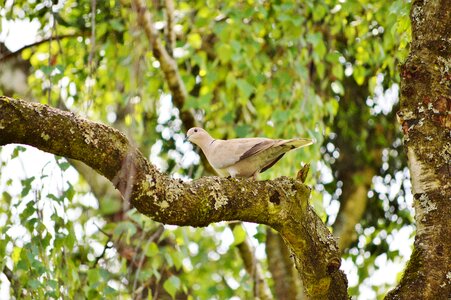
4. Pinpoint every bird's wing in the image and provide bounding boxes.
[235,138,313,174]
[240,138,312,161]
[239,139,278,160]
[207,138,276,169]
